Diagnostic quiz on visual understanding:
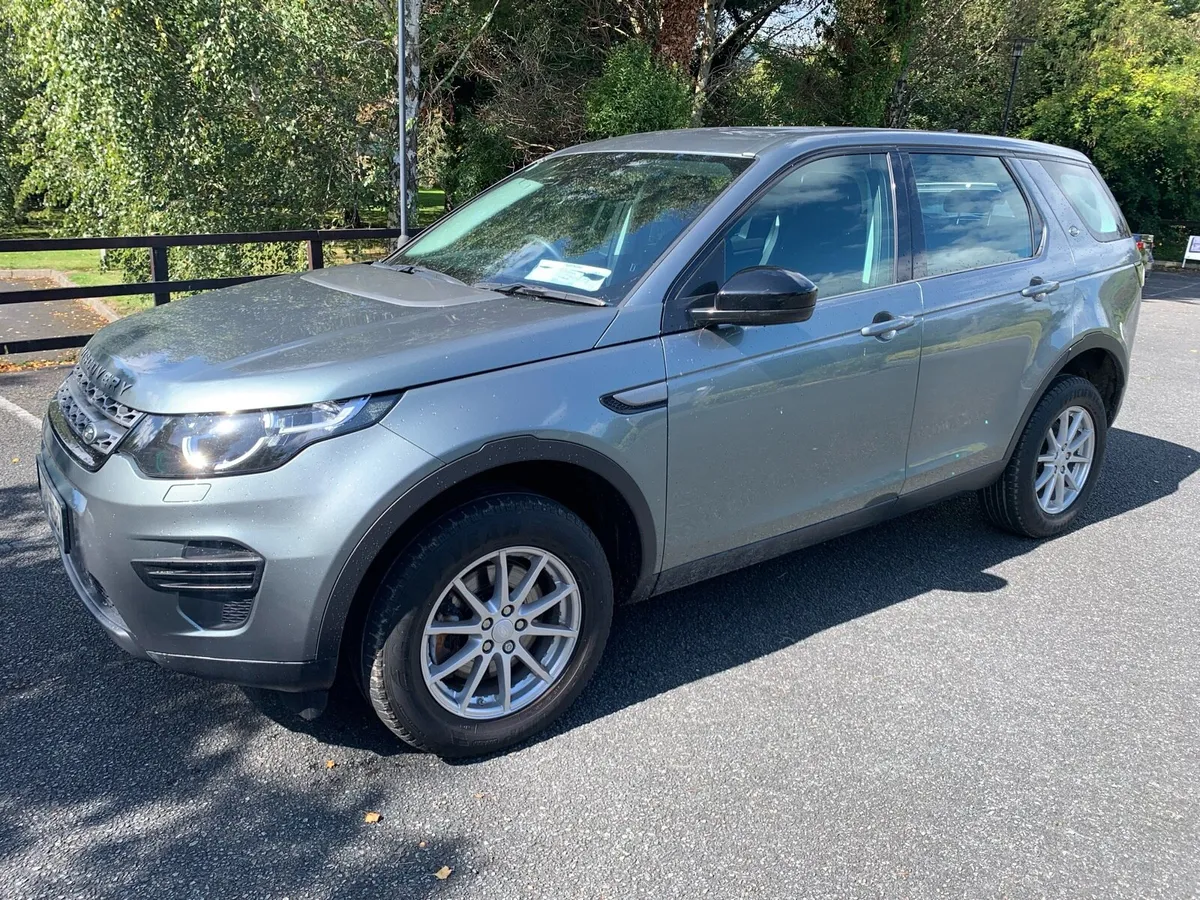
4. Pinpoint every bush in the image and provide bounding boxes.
[443,113,517,207]
[584,42,692,138]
